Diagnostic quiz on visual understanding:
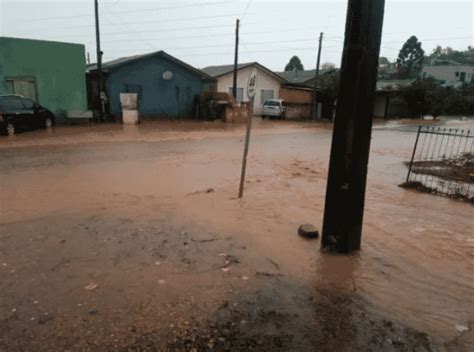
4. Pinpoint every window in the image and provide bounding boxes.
[21,98,34,109]
[228,87,244,102]
[260,89,274,106]
[0,96,24,111]
[263,100,280,107]
[6,78,37,101]
[460,72,466,82]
